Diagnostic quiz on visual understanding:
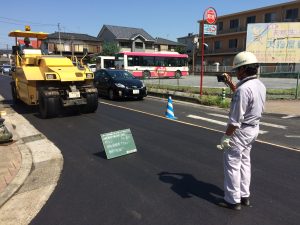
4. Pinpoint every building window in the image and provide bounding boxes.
[119,42,131,48]
[48,43,55,52]
[168,45,175,51]
[217,21,223,31]
[64,44,71,52]
[87,45,98,53]
[73,44,84,52]
[214,41,221,50]
[56,43,64,52]
[229,39,238,49]
[265,12,276,22]
[135,42,143,49]
[145,43,153,49]
[230,19,239,29]
[286,8,298,20]
[246,16,256,25]
[160,45,168,51]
